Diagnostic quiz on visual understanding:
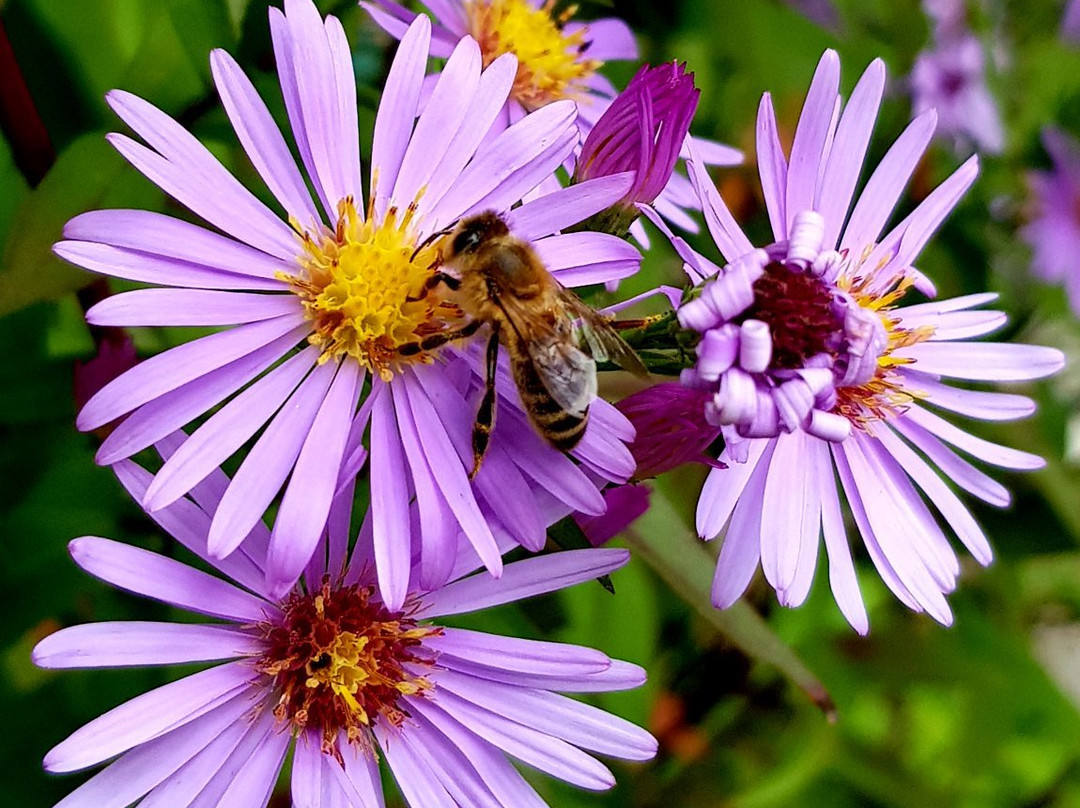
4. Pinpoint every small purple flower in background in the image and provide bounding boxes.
[1064,0,1080,42]
[910,0,1004,154]
[56,0,643,607]
[1023,127,1080,315]
[574,62,700,235]
[361,0,741,242]
[655,51,1063,633]
[34,443,656,807]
